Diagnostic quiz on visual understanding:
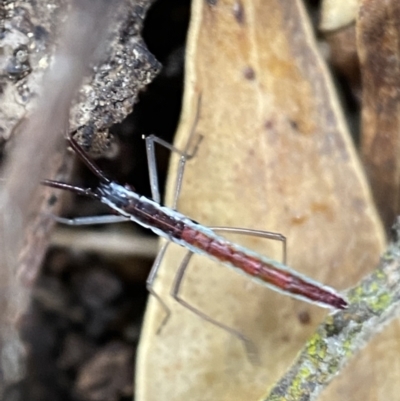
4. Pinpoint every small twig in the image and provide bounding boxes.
[262,218,400,401]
